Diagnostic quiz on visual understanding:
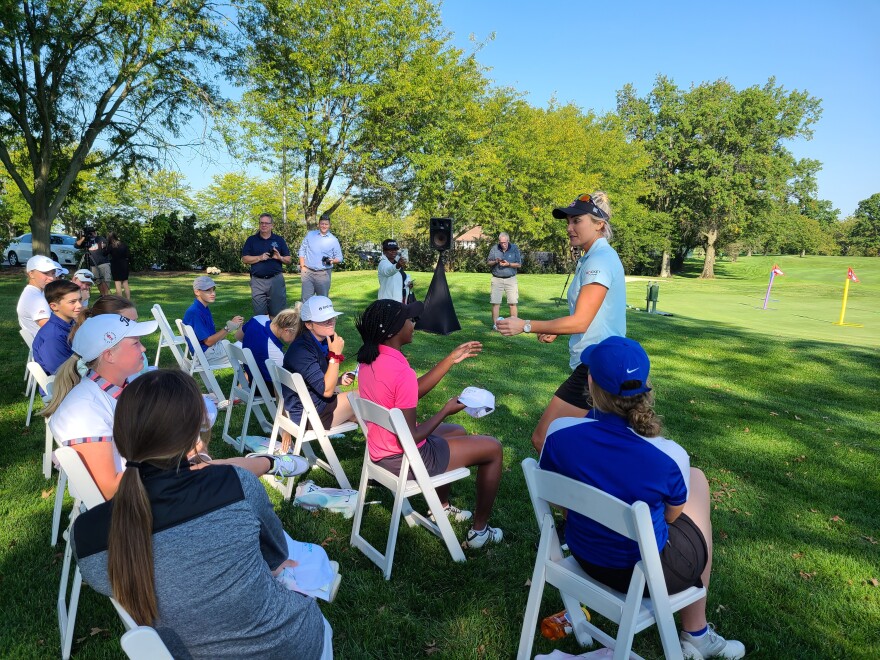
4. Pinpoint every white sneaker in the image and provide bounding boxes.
[463,525,503,549]
[680,625,745,659]
[429,504,472,523]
